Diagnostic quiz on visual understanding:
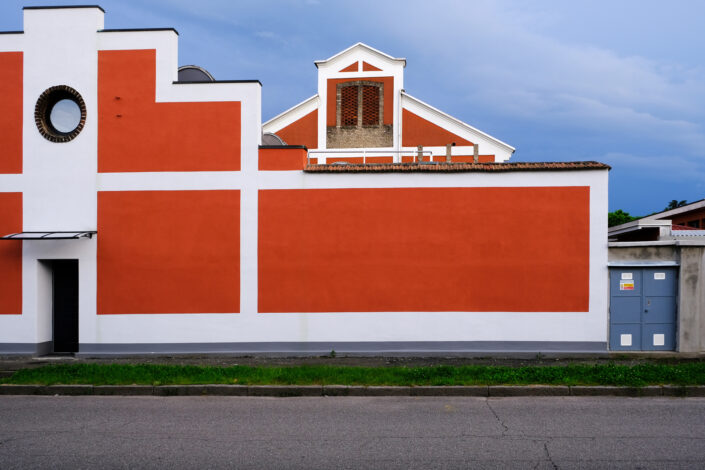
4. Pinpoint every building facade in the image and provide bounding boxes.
[0,6,610,355]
